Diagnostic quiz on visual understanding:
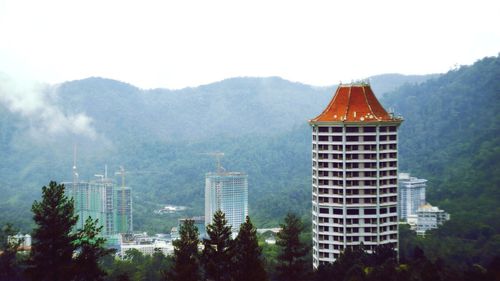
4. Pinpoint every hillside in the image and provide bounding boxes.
[381,56,500,266]
[1,56,498,268]
[0,72,436,231]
